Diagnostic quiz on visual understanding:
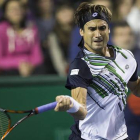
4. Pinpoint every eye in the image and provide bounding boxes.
[99,26,106,31]
[88,27,96,31]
